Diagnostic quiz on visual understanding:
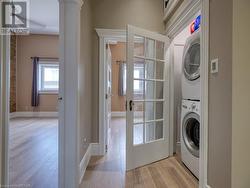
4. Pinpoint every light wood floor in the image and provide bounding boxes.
[81,118,198,188]
[9,117,58,188]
